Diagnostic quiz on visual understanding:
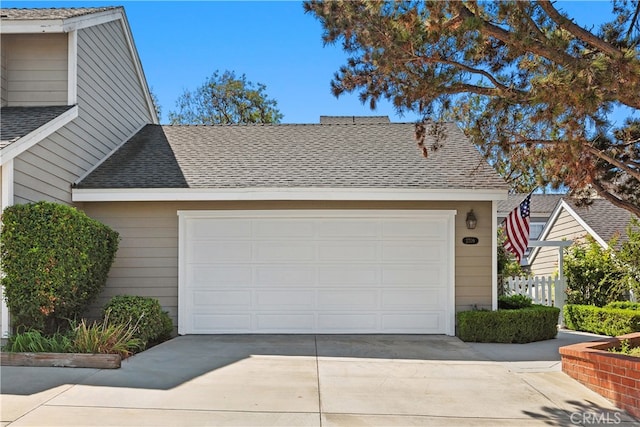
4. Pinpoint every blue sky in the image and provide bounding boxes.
[2,1,622,124]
